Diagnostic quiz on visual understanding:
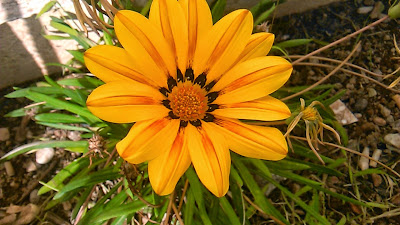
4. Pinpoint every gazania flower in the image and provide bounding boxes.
[85,0,292,197]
